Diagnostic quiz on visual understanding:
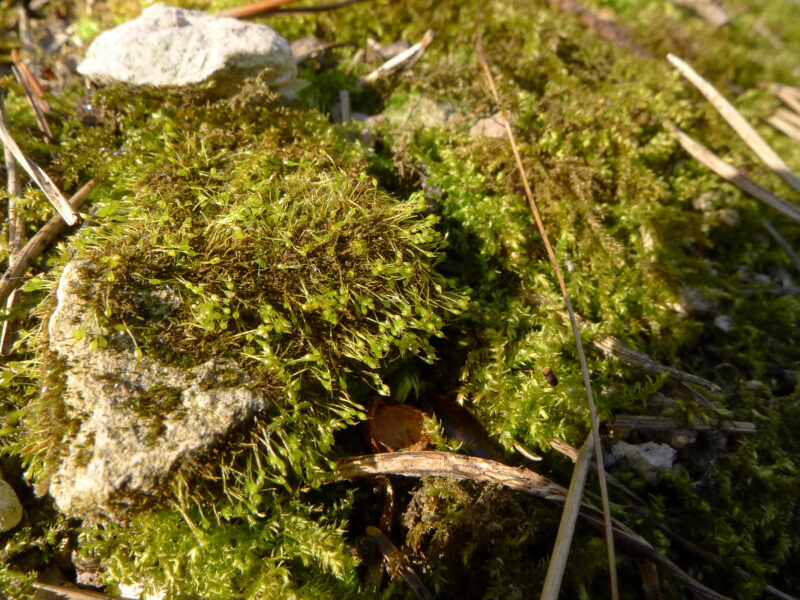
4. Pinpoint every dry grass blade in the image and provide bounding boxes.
[767,113,800,141]
[540,435,593,600]
[475,7,618,598]
[364,30,435,82]
[668,54,800,196]
[775,107,800,129]
[336,451,730,600]
[365,526,433,600]
[0,101,79,226]
[0,178,99,307]
[768,83,800,117]
[762,220,800,274]
[218,0,297,18]
[671,126,800,223]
